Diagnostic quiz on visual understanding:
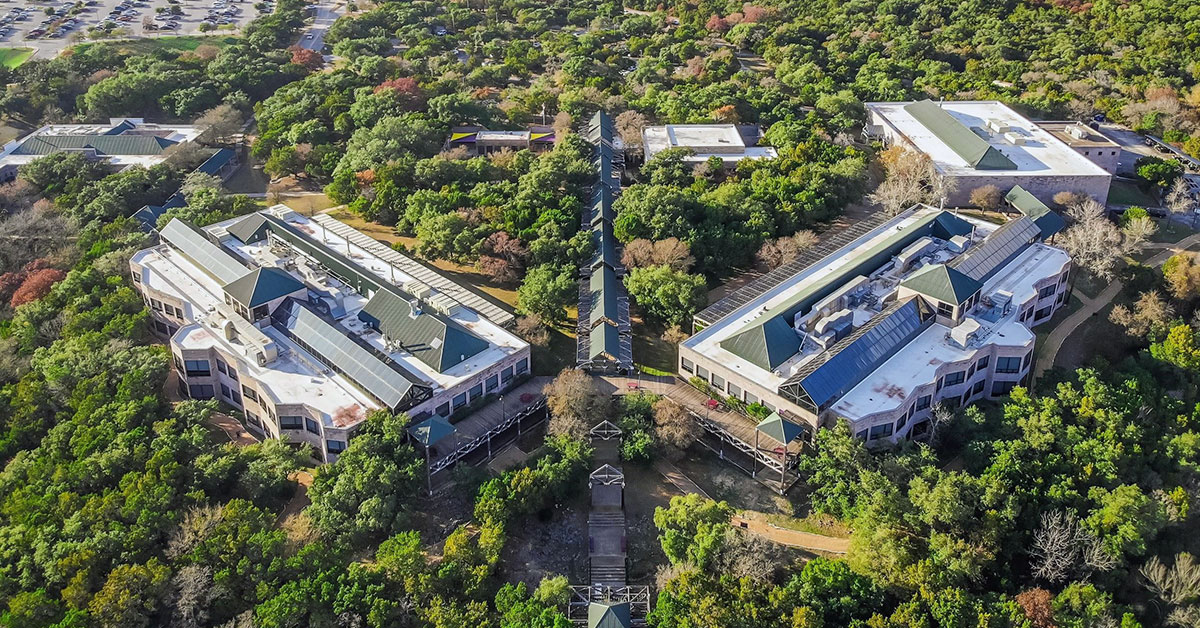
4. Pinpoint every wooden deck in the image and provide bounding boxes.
[426,376,551,471]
